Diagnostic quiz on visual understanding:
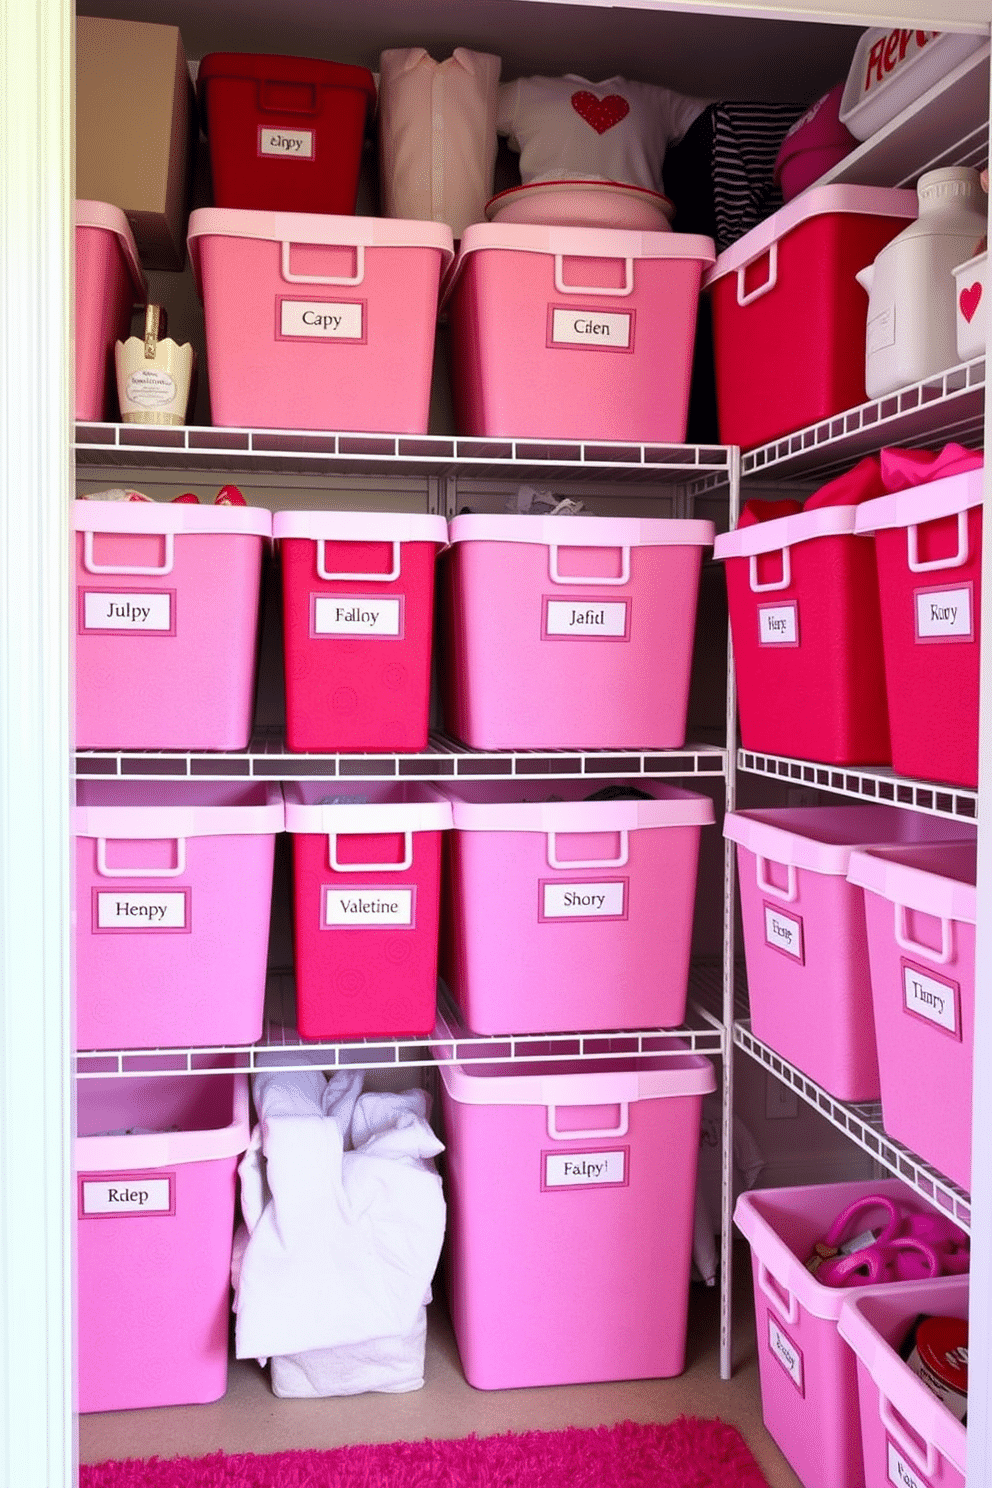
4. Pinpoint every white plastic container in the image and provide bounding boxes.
[839,29,986,142]
[953,248,987,362]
